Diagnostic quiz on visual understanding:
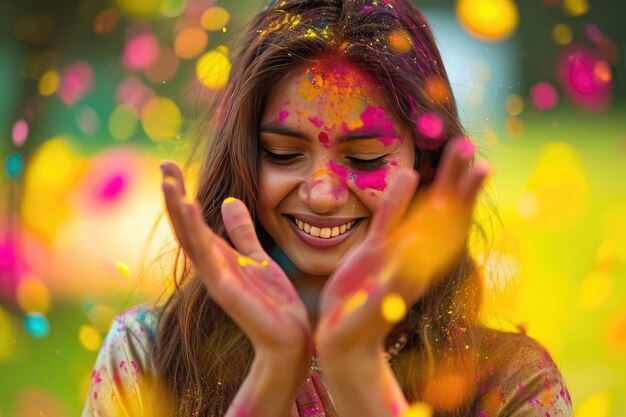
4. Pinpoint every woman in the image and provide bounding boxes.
[83,0,572,416]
